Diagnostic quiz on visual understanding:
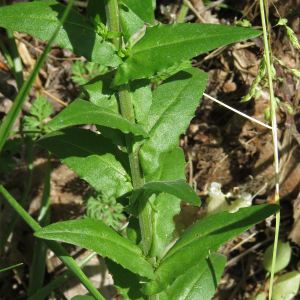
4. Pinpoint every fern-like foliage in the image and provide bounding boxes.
[23,95,53,139]
[83,190,126,230]
[71,61,110,85]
